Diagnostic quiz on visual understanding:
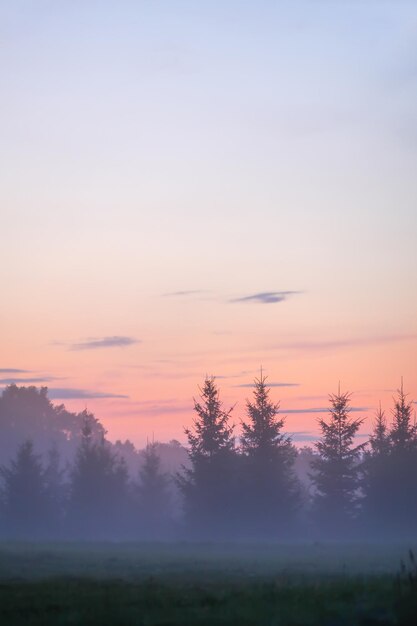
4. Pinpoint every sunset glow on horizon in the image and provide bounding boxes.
[1,1,416,448]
